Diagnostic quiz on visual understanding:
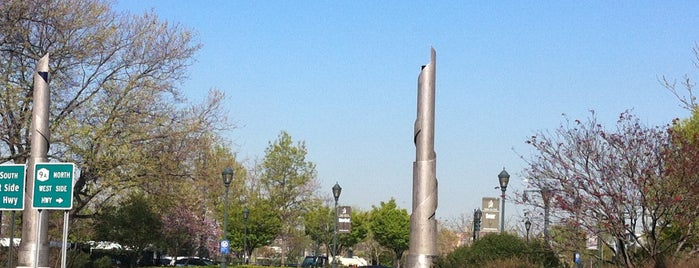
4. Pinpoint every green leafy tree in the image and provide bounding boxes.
[339,209,370,256]
[0,1,232,258]
[94,194,162,267]
[304,206,369,257]
[304,205,334,256]
[148,143,240,260]
[260,131,320,263]
[227,197,282,260]
[370,198,409,268]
